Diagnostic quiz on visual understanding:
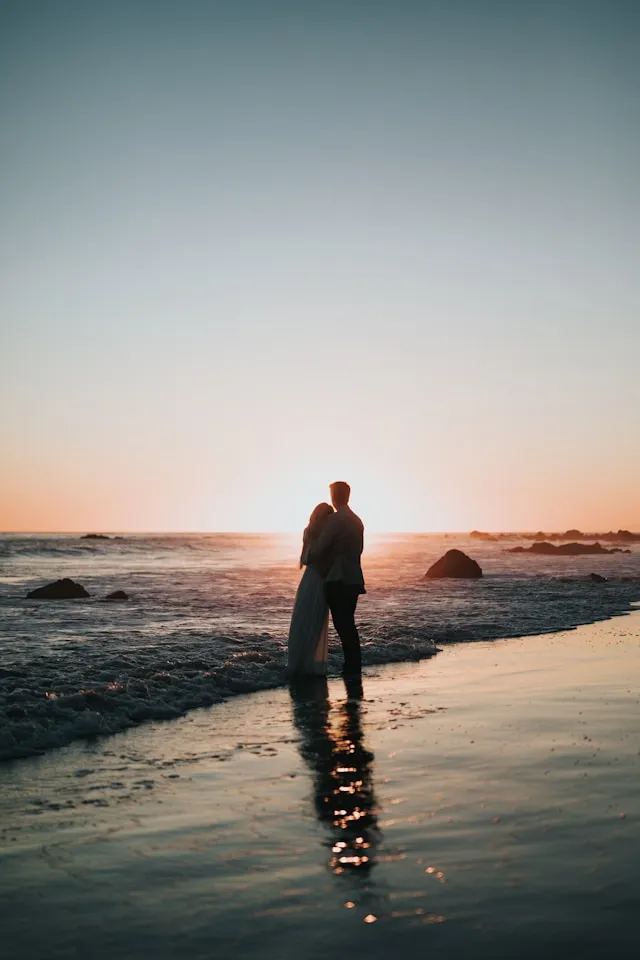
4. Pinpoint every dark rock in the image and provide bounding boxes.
[508,541,618,556]
[588,573,607,583]
[81,533,110,540]
[425,549,482,579]
[555,542,611,555]
[103,590,129,601]
[598,530,639,543]
[27,578,90,600]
